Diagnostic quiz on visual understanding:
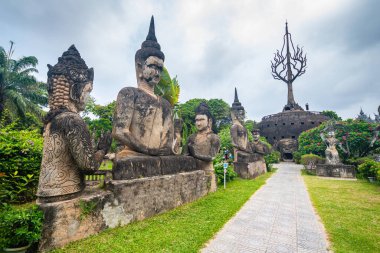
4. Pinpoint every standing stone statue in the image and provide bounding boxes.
[37,45,111,203]
[112,16,180,158]
[230,88,251,162]
[320,125,345,165]
[185,102,220,192]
